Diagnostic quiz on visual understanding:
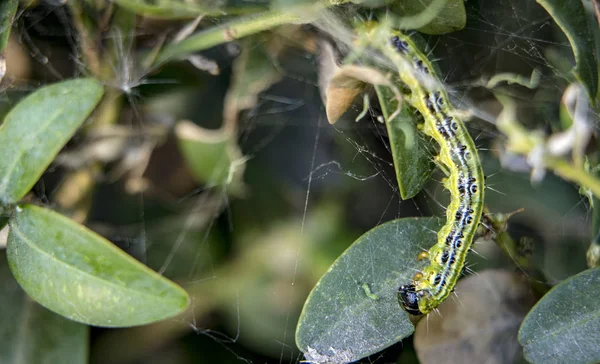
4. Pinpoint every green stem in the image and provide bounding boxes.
[152,9,308,66]
[546,157,600,198]
[497,232,550,298]
[67,0,103,78]
[385,0,450,30]
[496,94,600,199]
[484,213,550,299]
[55,3,126,221]
[112,0,269,18]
